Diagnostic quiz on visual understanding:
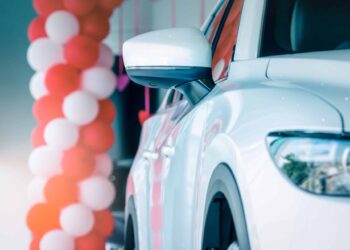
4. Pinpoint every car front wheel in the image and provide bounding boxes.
[202,165,250,250]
